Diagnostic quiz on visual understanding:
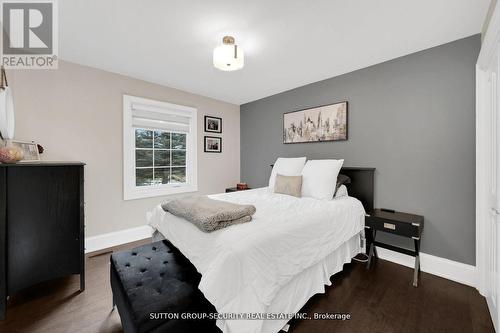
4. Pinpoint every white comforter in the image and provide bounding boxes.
[147,187,365,333]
